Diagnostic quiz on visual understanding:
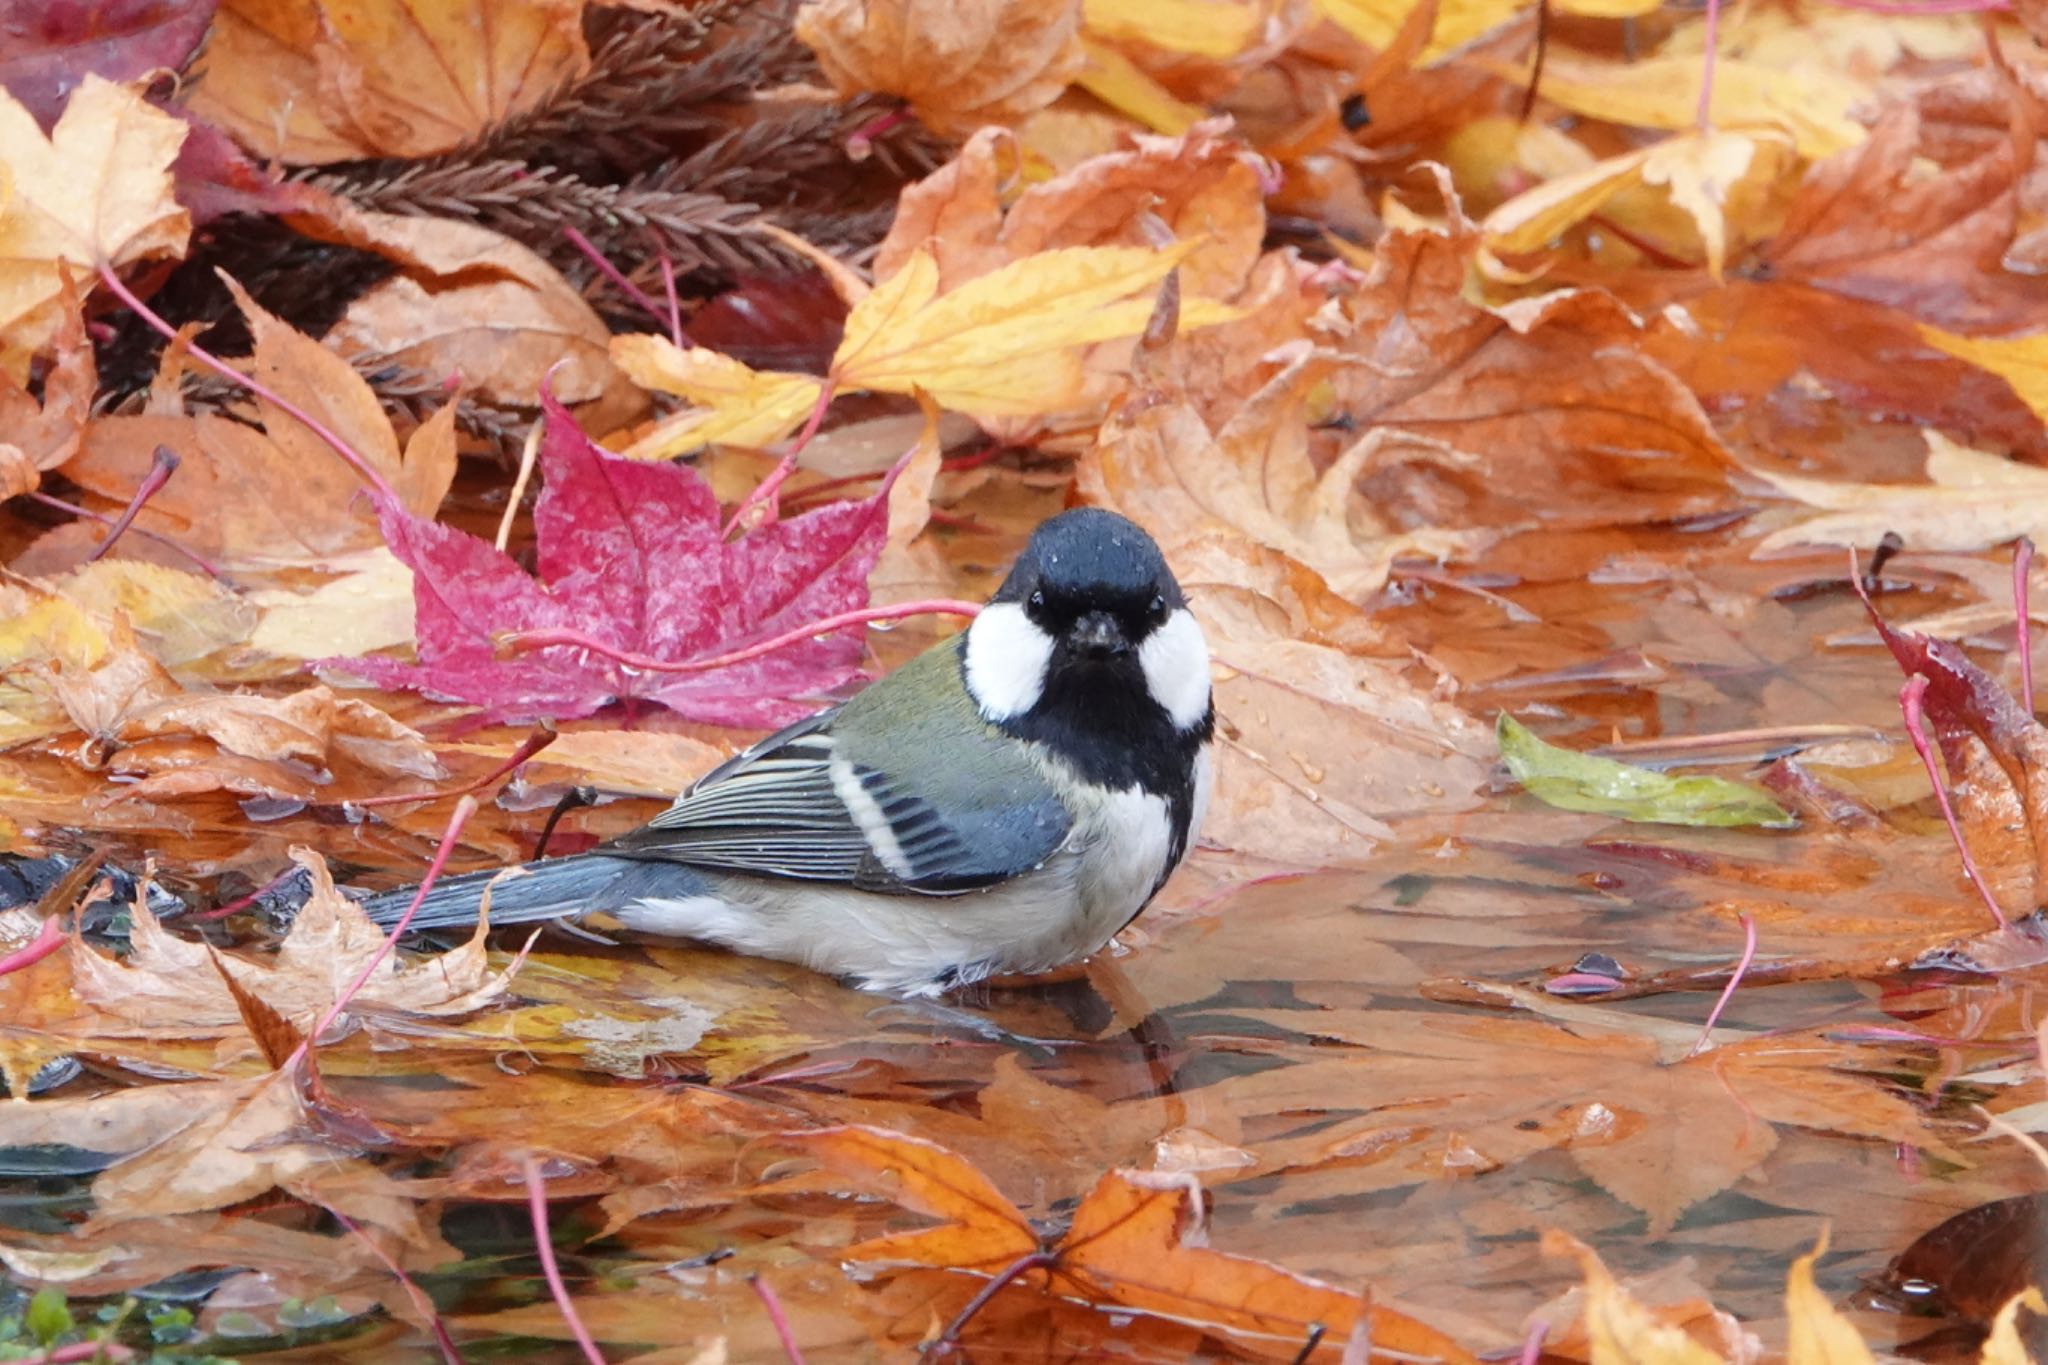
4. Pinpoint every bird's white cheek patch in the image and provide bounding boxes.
[1140,609,1212,731]
[964,601,1054,721]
